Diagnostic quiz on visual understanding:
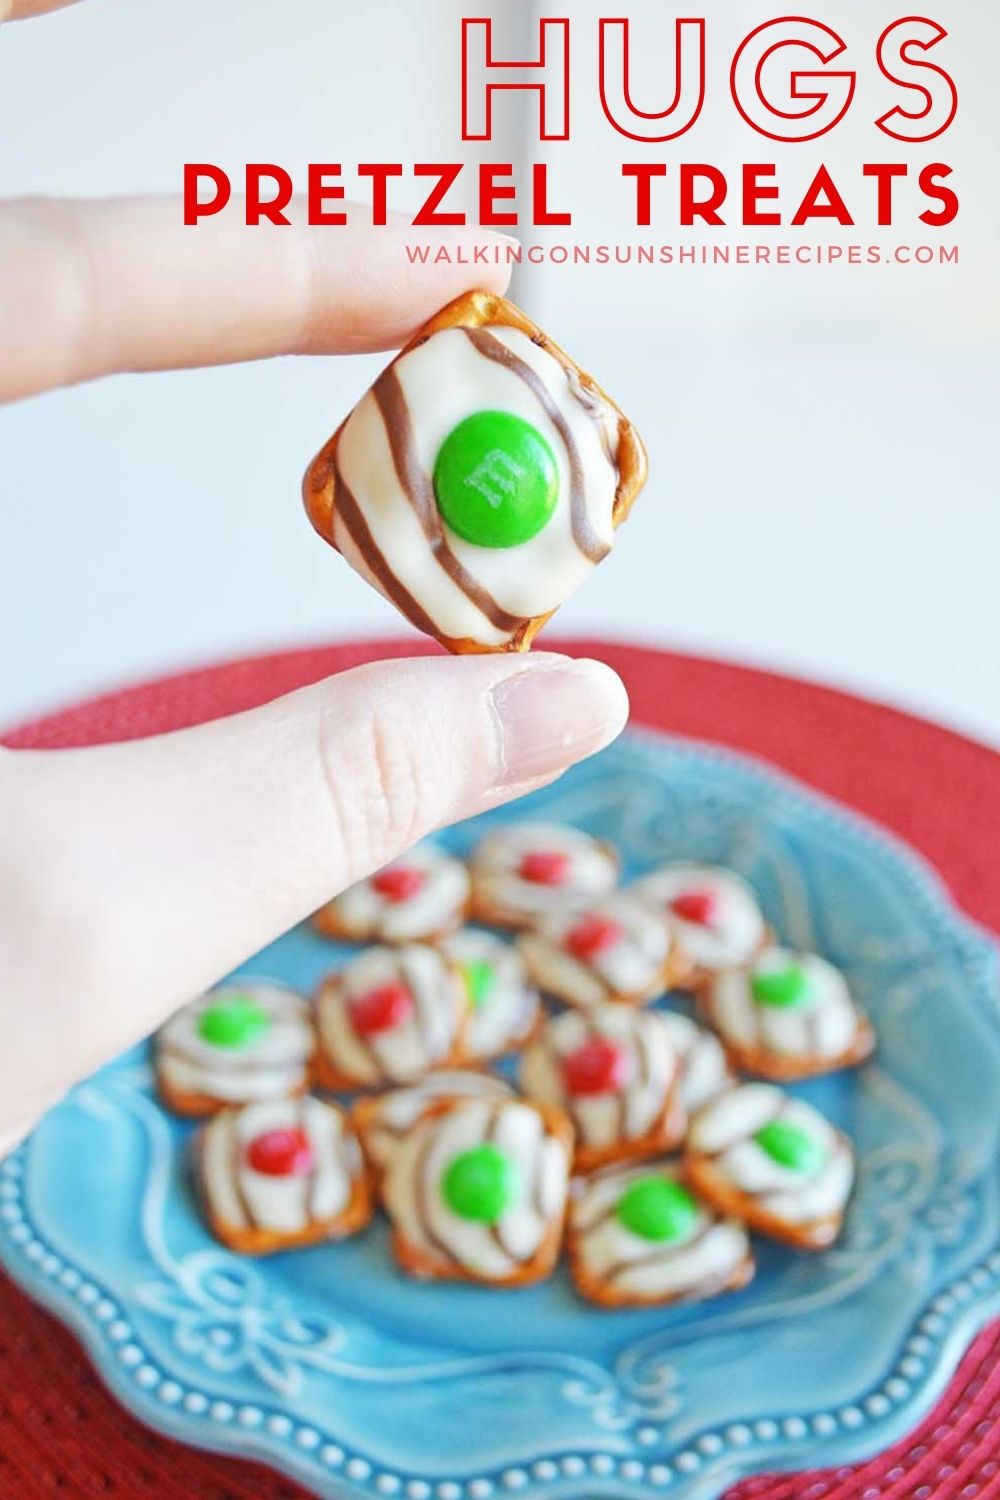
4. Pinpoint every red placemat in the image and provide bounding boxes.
[2,637,999,1500]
